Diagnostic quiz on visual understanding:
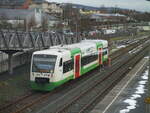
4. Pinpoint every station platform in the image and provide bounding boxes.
[90,57,149,113]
